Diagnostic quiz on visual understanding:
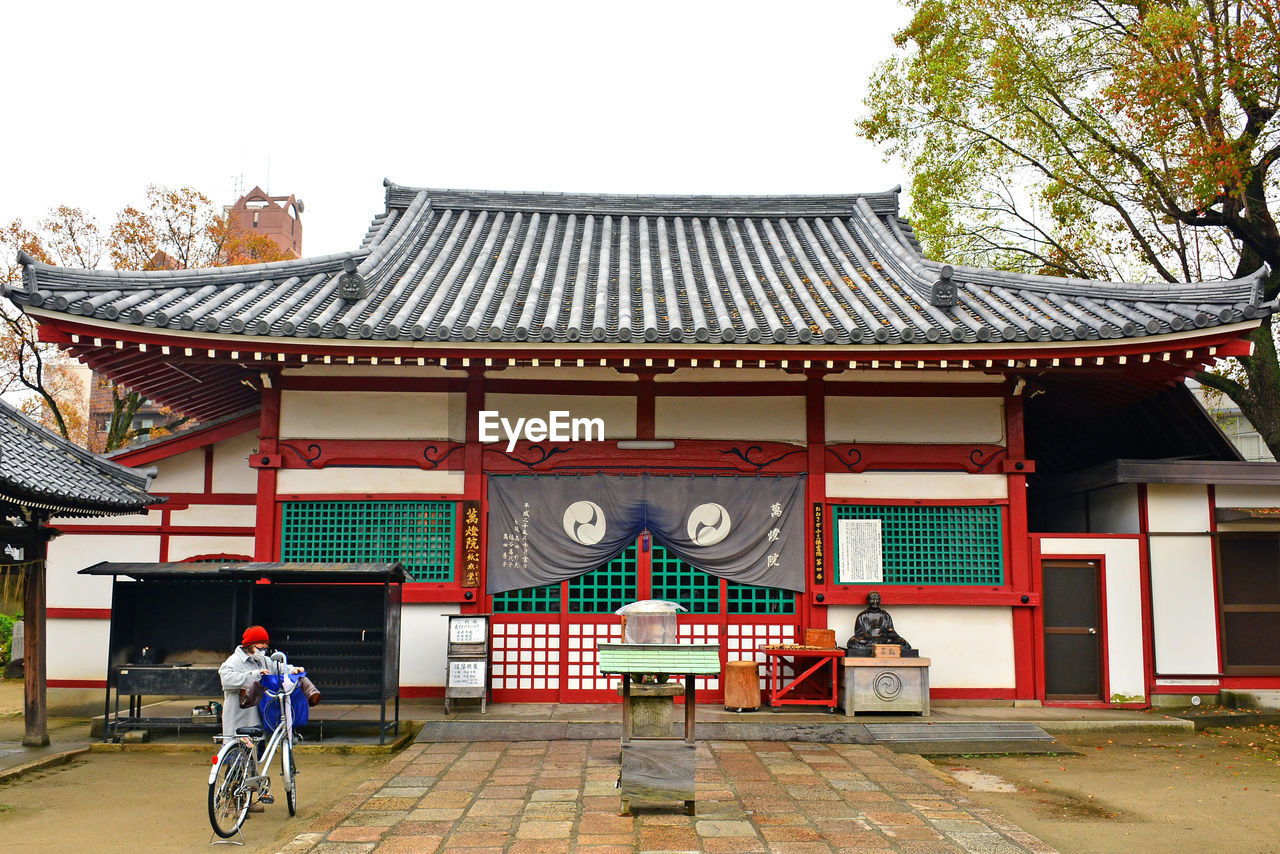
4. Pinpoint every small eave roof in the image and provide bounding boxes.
[7,181,1273,350]
[78,561,411,583]
[0,397,162,518]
